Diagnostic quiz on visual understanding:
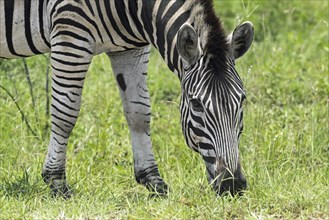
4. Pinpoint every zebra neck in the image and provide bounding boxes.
[136,0,199,79]
[136,0,224,81]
